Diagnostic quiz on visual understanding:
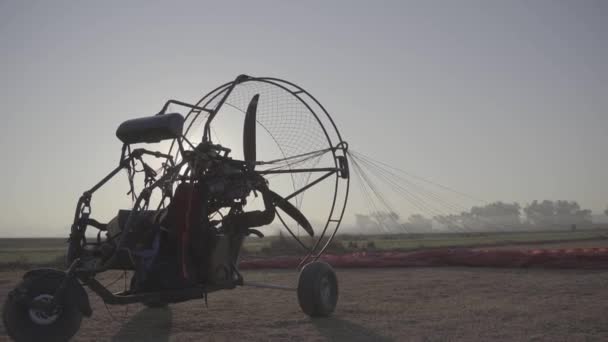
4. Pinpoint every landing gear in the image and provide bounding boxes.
[297,261,339,317]
[3,273,83,342]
